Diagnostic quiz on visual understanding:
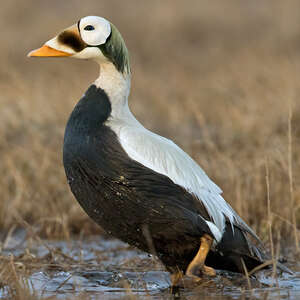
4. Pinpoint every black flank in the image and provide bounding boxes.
[58,30,86,52]
[63,85,214,272]
[63,85,265,273]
